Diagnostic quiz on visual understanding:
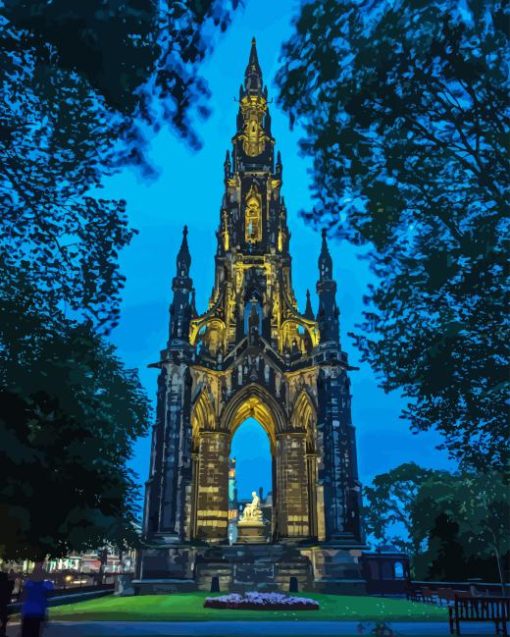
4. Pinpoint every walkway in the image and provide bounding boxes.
[6,620,496,636]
